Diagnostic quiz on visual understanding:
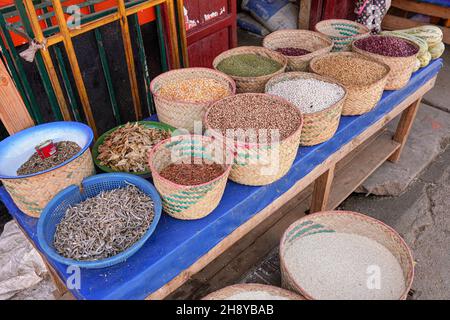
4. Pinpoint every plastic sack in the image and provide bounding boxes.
[237,13,270,36]
[241,0,298,32]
